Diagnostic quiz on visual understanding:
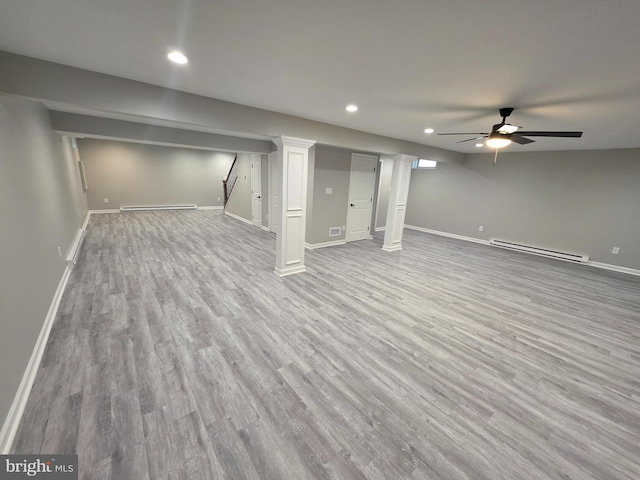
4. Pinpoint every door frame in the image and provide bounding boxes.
[345,153,378,242]
[251,154,262,227]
